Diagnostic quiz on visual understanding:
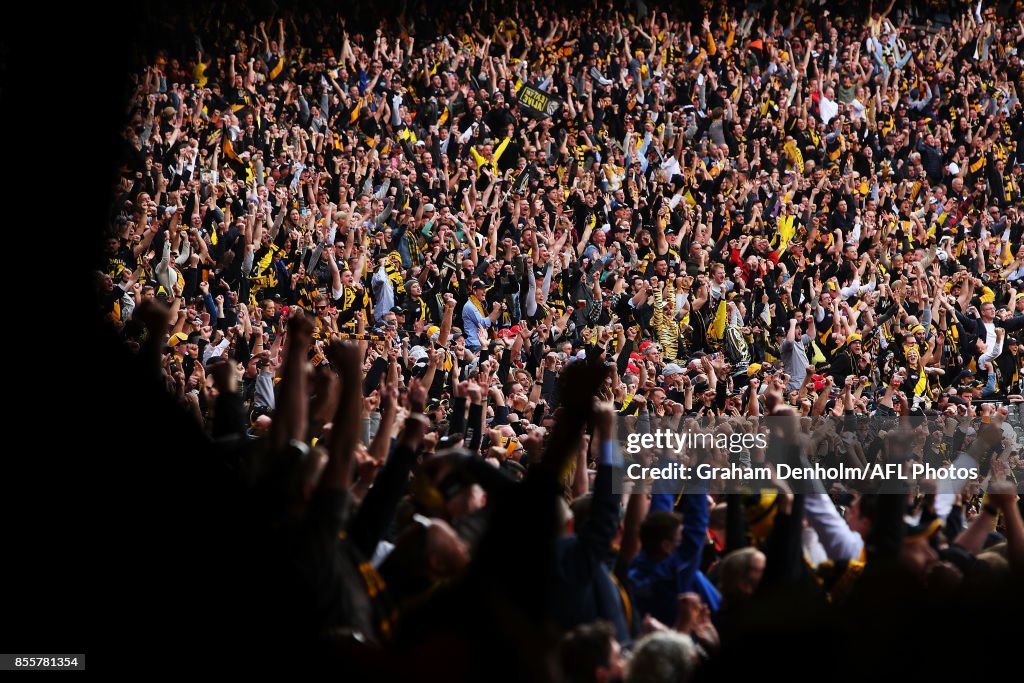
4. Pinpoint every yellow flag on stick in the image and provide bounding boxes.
[710,299,728,342]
